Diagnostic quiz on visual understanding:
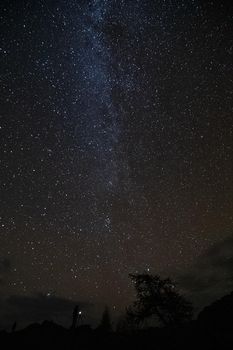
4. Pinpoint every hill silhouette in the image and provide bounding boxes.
[1,284,233,349]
